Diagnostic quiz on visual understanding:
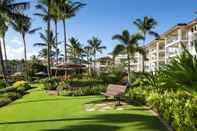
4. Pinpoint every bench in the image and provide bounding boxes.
[101,84,127,105]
